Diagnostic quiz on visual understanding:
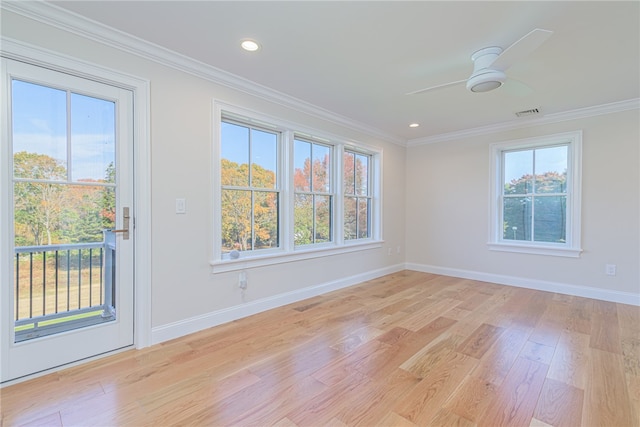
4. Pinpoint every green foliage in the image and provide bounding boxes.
[13,152,115,247]
[221,159,278,252]
[503,171,567,243]
[293,154,331,246]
